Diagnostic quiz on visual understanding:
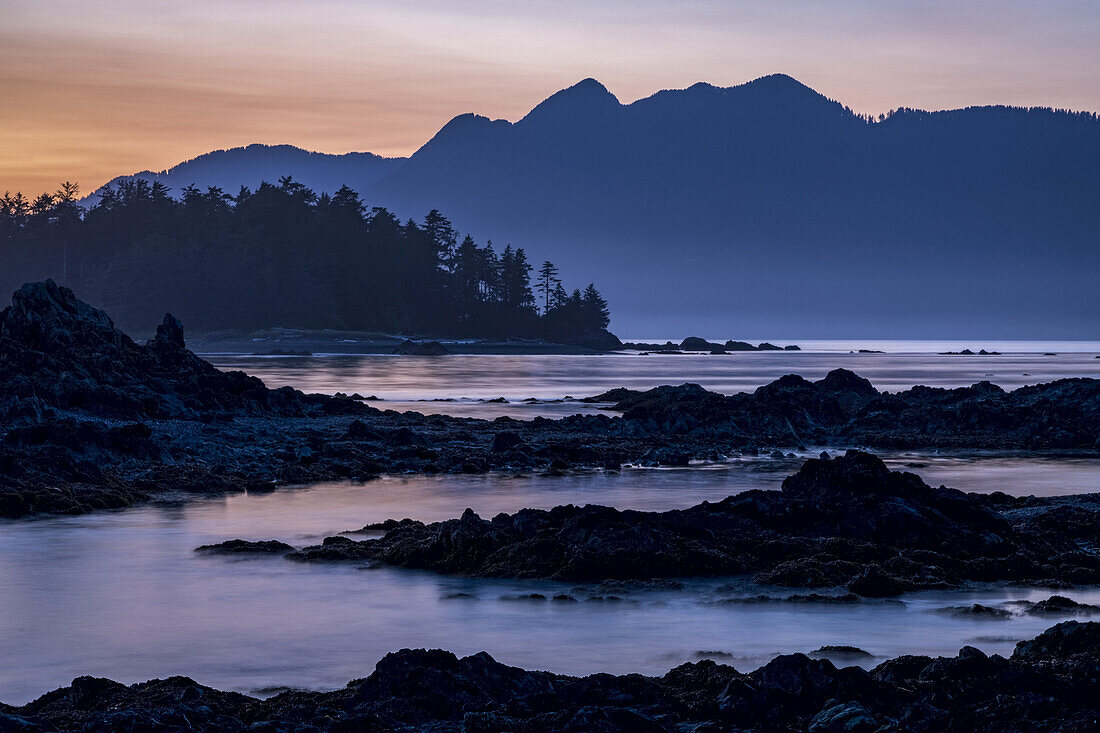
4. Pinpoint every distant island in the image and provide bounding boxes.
[624,337,800,353]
